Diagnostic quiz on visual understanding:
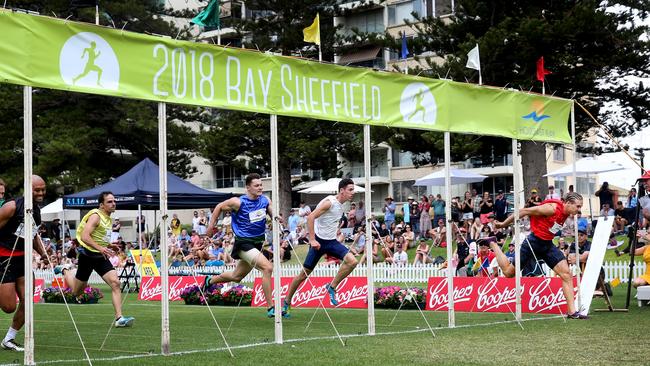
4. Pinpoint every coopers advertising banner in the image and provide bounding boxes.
[426,276,578,314]
[139,276,204,301]
[0,10,572,143]
[251,277,367,308]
